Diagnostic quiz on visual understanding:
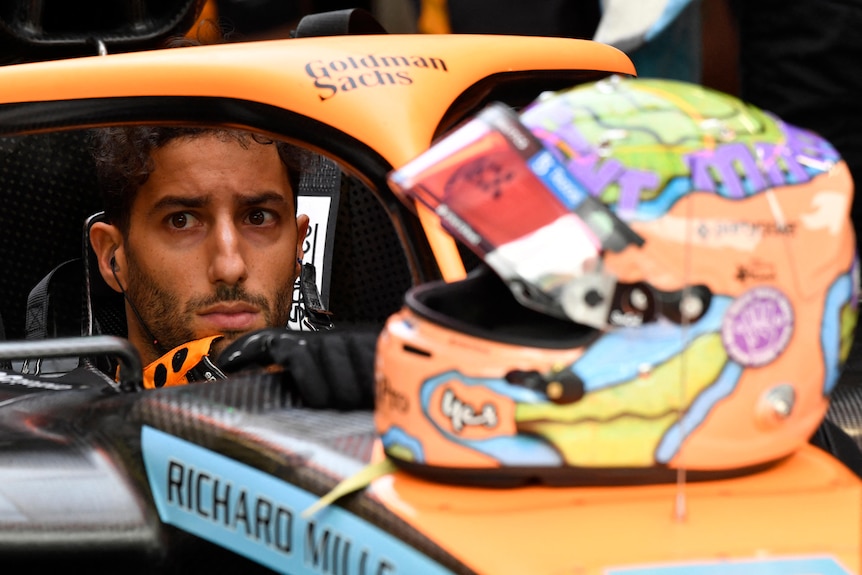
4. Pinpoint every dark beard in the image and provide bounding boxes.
[124,248,293,362]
